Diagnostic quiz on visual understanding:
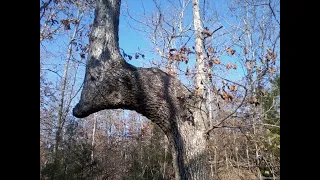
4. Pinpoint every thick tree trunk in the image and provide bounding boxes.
[167,119,210,180]
[73,0,211,179]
